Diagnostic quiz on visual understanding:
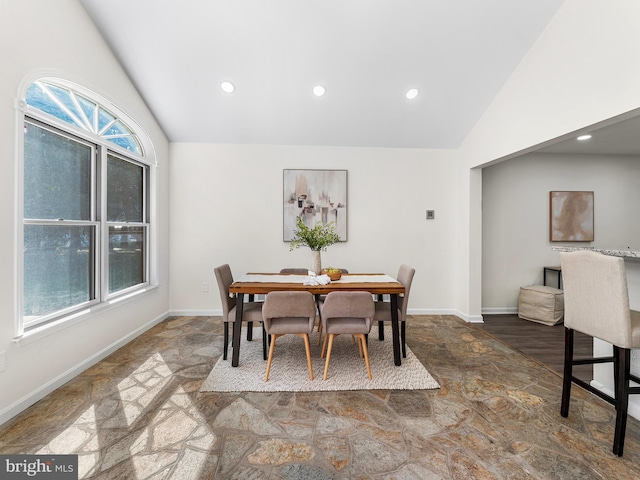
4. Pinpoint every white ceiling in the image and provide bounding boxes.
[79,0,566,149]
[536,113,640,156]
